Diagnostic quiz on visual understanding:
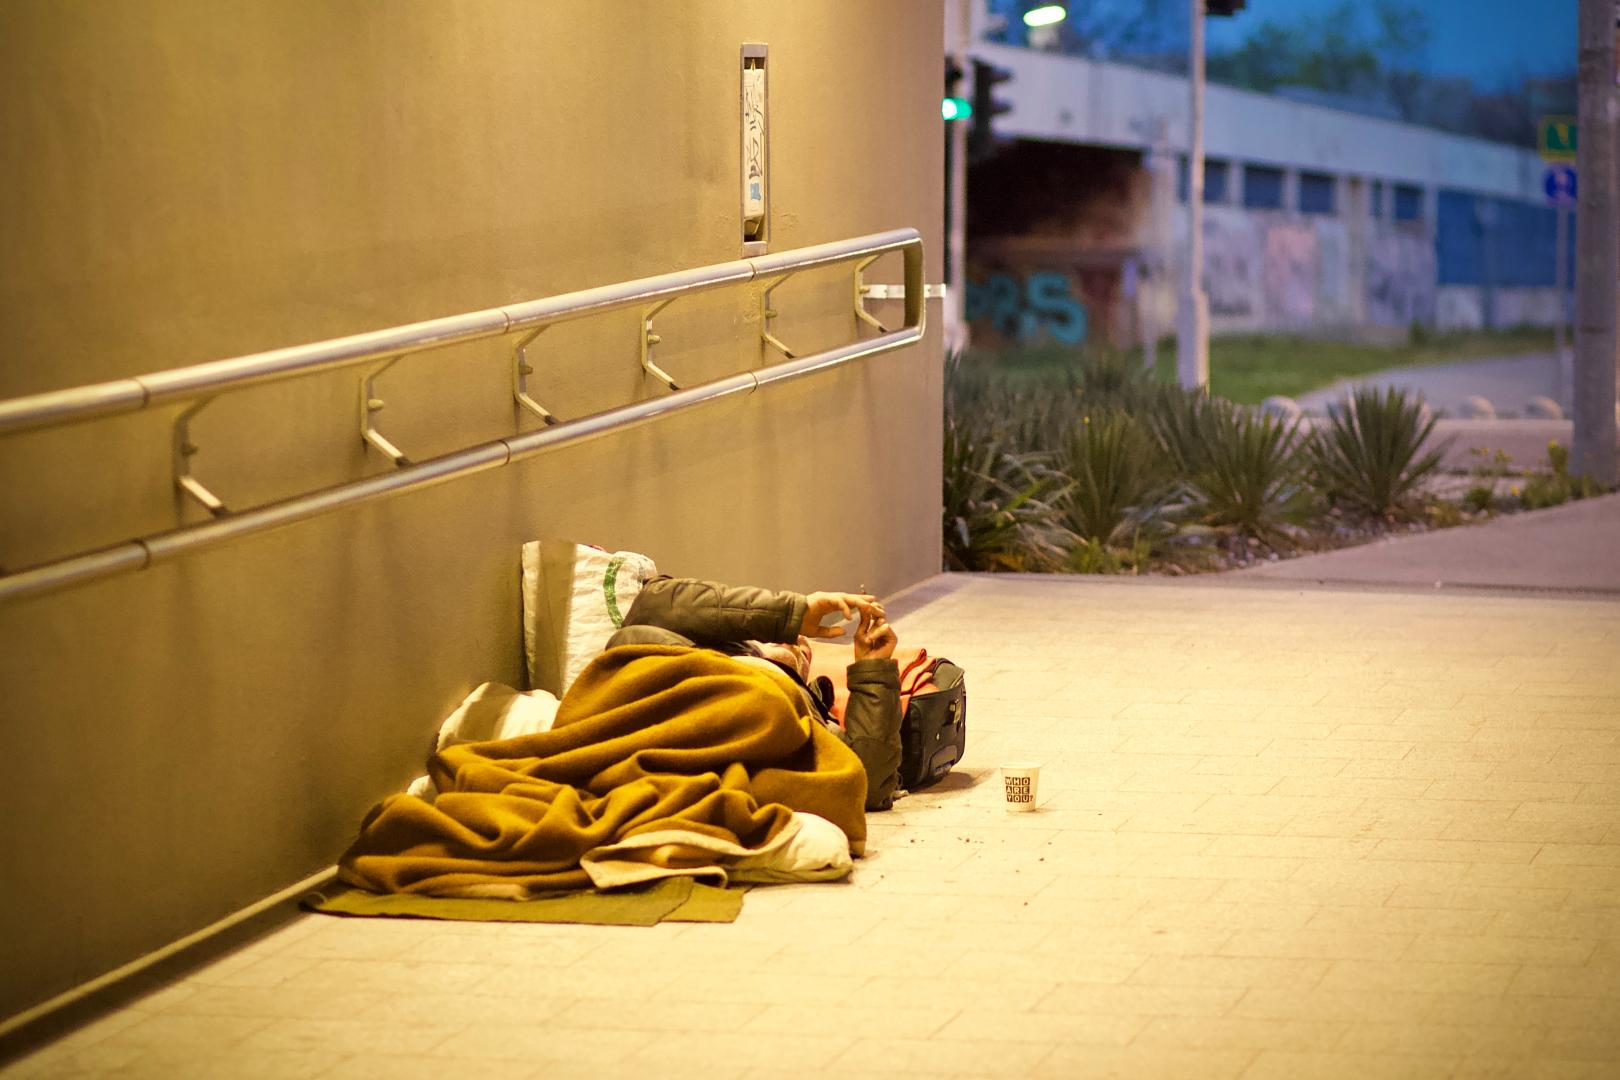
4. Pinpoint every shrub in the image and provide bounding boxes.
[941,414,1071,572]
[946,353,1082,456]
[1462,446,1514,514]
[1054,411,1180,547]
[1006,378,1083,456]
[1307,386,1449,519]
[1070,533,1156,575]
[1462,486,1496,513]
[1075,347,1145,402]
[1426,501,1466,528]
[1141,384,1224,478]
[1163,397,1312,545]
[1520,440,1608,509]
